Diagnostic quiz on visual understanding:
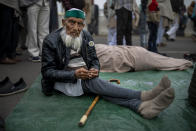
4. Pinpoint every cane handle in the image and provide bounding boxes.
[78,115,87,127]
[109,79,120,84]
